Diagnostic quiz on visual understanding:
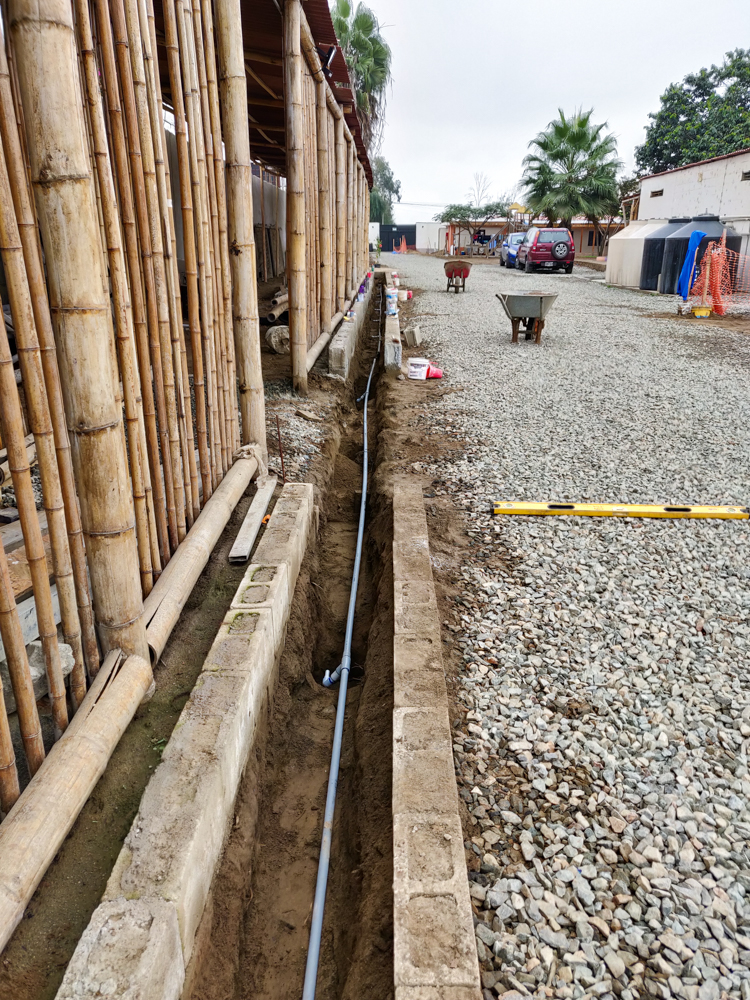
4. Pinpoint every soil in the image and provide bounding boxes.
[185,293,395,1000]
